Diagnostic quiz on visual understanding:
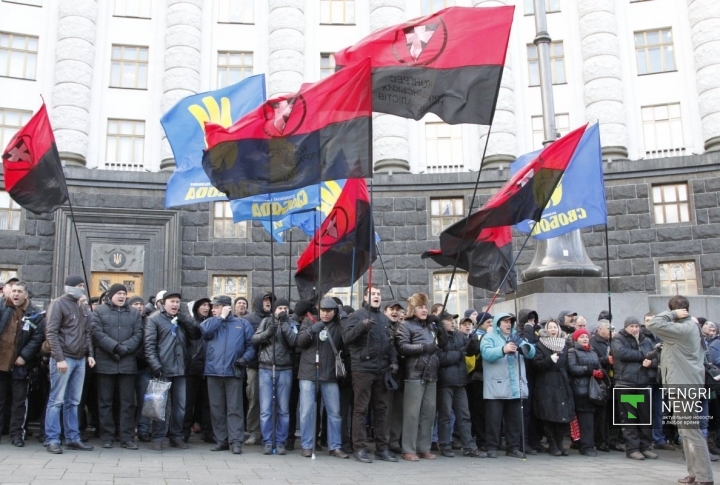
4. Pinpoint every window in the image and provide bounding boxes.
[432,272,469,317]
[430,198,464,237]
[320,53,335,79]
[218,0,254,23]
[110,45,148,89]
[0,191,21,230]
[0,32,38,80]
[531,113,570,149]
[114,0,151,18]
[635,28,675,75]
[421,0,454,15]
[659,261,697,296]
[425,122,463,173]
[212,275,249,300]
[324,281,361,308]
[2,0,42,6]
[105,119,145,170]
[217,51,253,88]
[0,269,18,283]
[320,0,355,25]
[642,103,684,158]
[527,41,565,86]
[524,0,561,15]
[652,183,690,224]
[0,107,31,152]
[213,201,248,238]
